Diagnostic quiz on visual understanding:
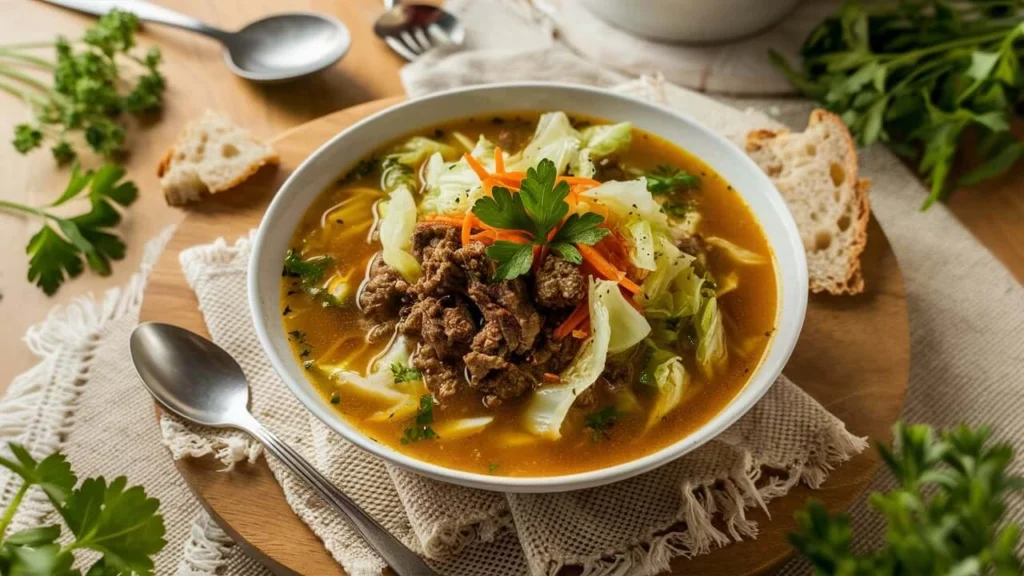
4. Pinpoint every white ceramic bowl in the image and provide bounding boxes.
[249,83,808,493]
[579,0,802,44]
